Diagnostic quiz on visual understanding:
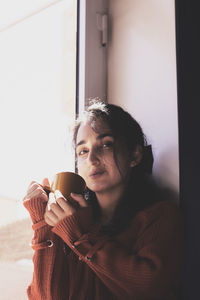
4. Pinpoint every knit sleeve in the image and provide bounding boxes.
[26,222,69,300]
[52,201,184,300]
